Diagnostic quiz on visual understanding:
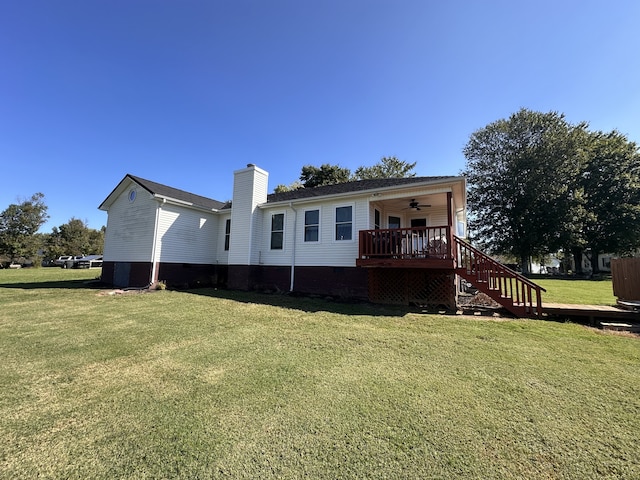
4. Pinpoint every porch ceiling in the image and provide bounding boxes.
[374,192,449,212]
